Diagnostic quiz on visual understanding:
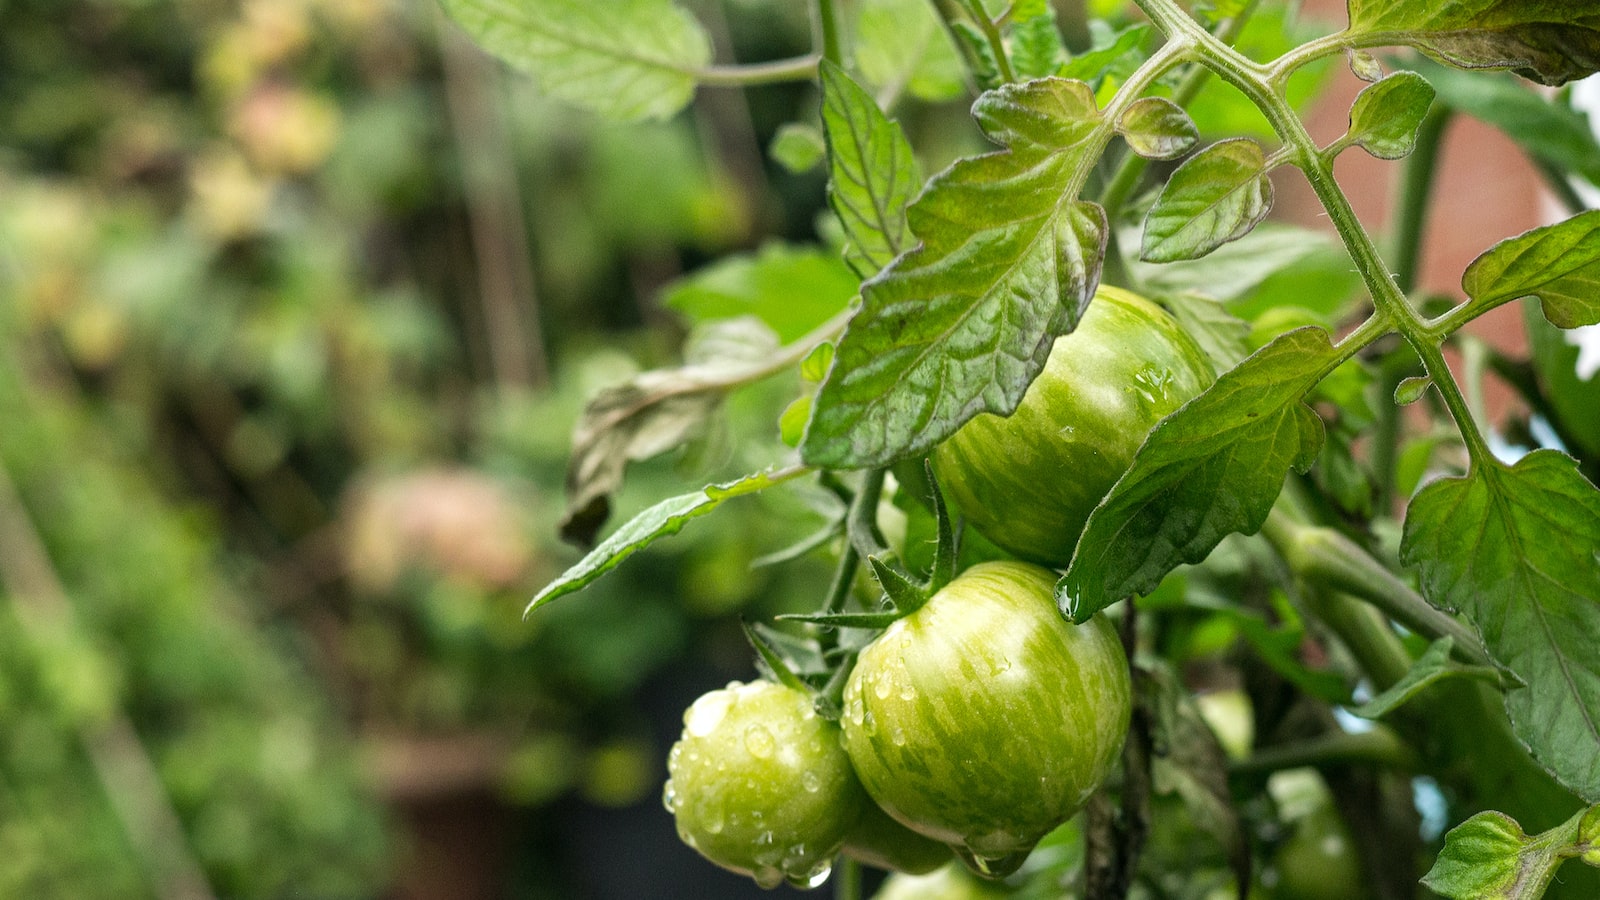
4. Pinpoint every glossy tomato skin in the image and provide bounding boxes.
[932,286,1214,567]
[841,562,1131,877]
[665,680,864,889]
